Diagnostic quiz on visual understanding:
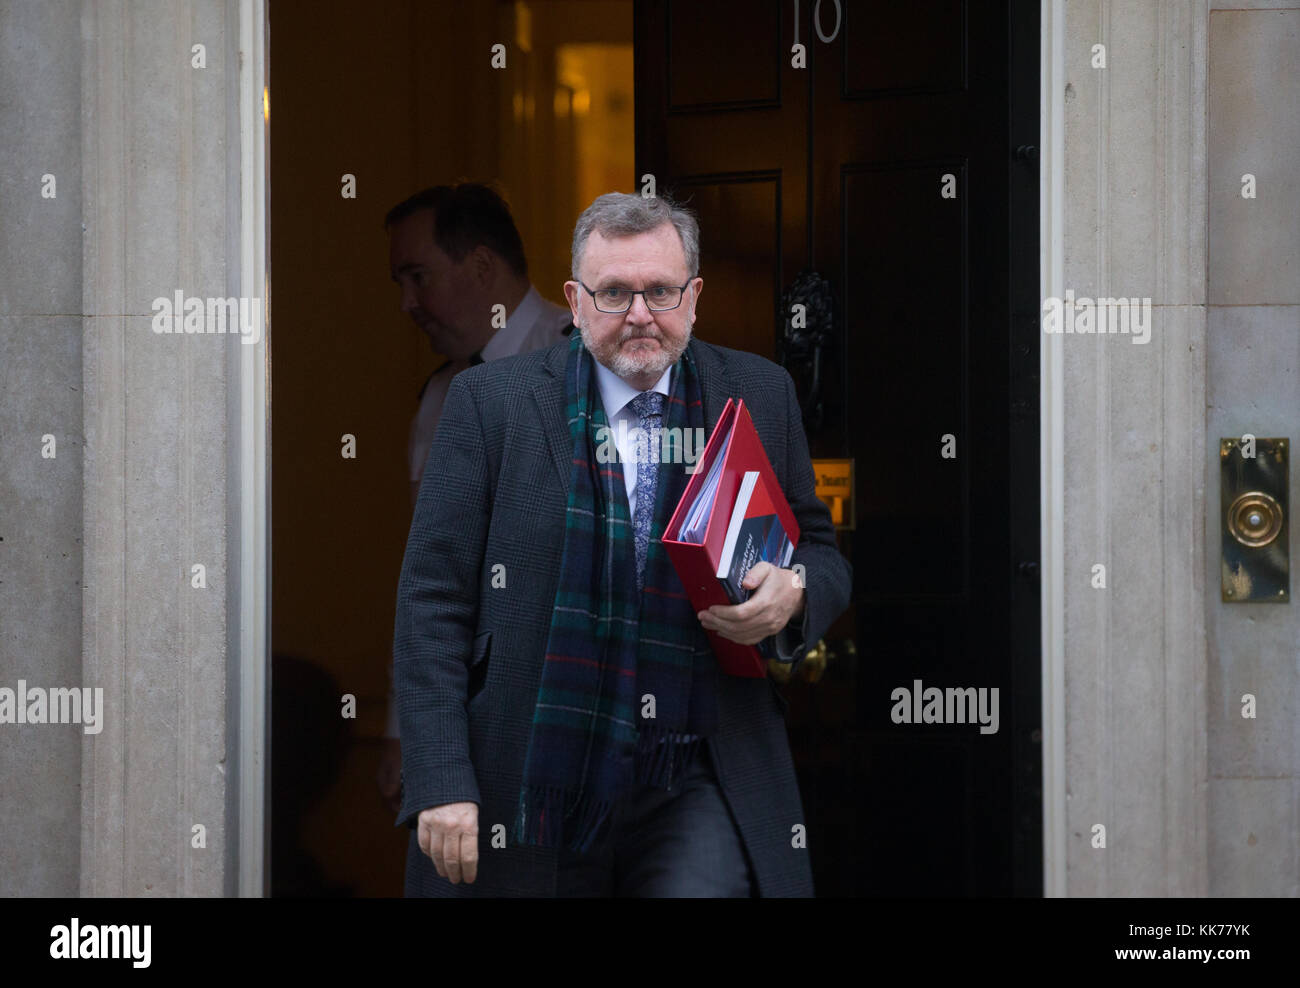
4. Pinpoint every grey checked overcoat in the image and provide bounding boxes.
[393,335,852,896]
